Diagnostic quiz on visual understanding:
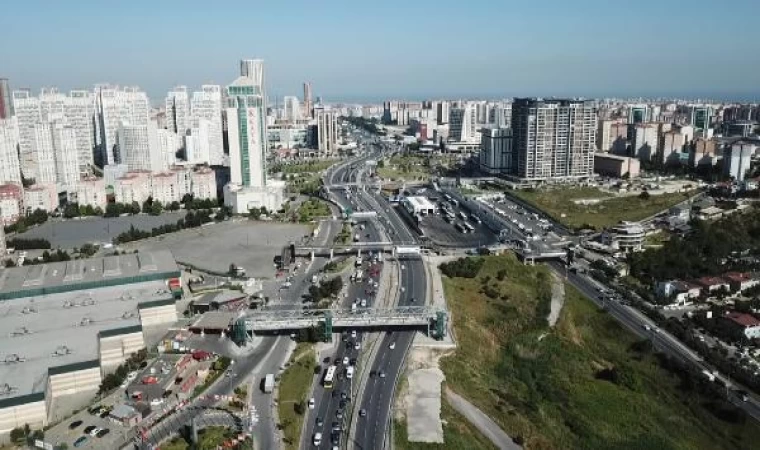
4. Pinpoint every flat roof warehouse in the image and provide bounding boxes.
[0,250,180,300]
[0,250,181,435]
